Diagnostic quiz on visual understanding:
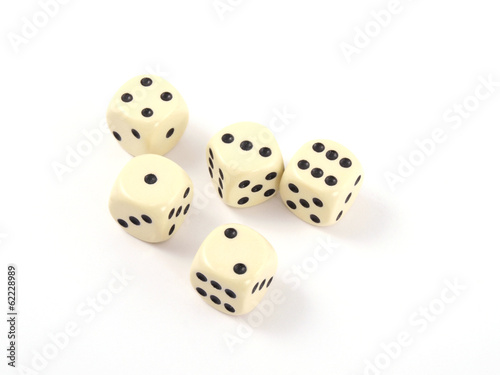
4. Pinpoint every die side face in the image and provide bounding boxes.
[280,140,363,226]
[109,154,193,243]
[107,75,189,156]
[190,224,278,315]
[206,122,284,208]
